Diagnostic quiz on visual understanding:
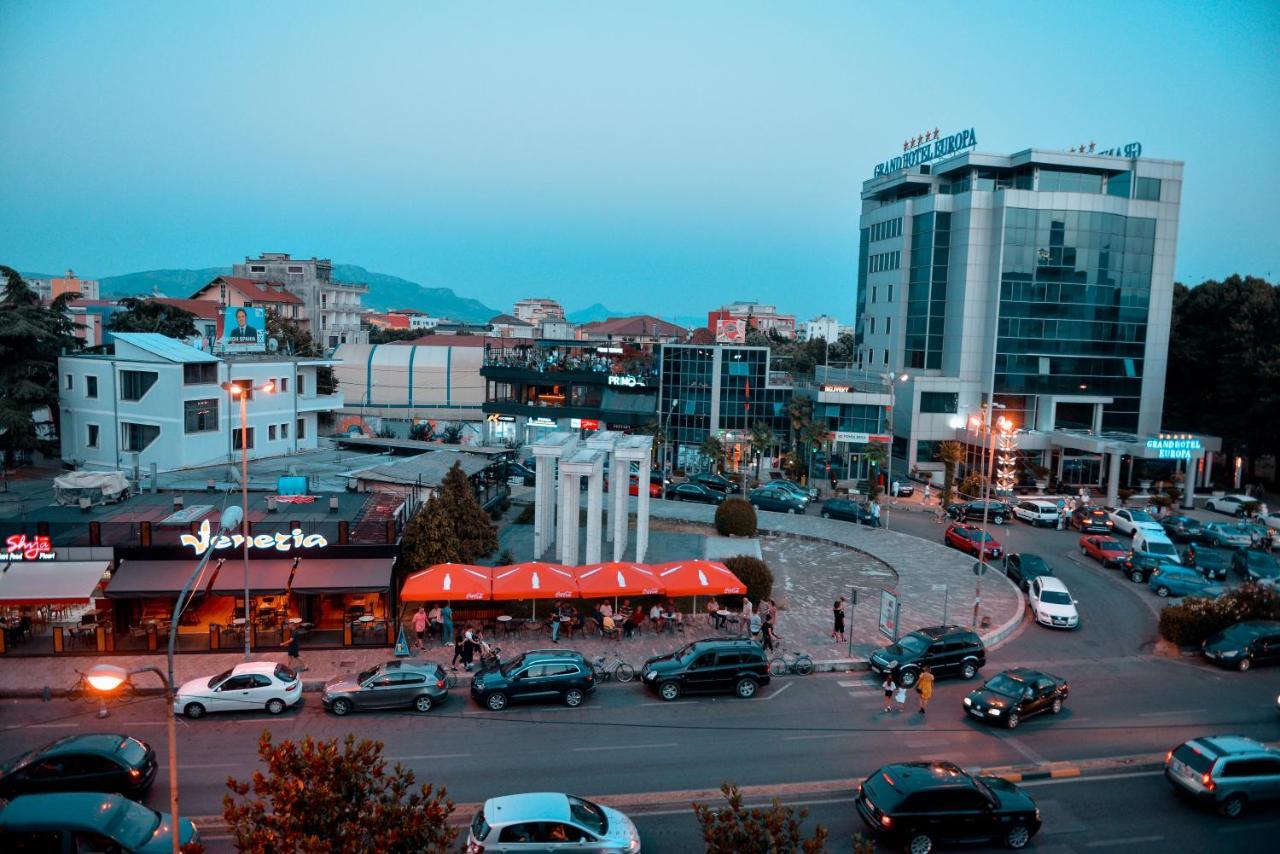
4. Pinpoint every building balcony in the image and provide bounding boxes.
[297,391,344,413]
